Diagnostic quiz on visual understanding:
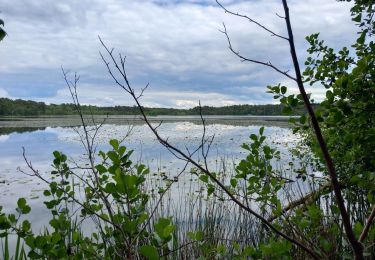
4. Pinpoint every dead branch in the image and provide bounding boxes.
[216,0,289,41]
[220,23,296,81]
[268,182,332,222]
